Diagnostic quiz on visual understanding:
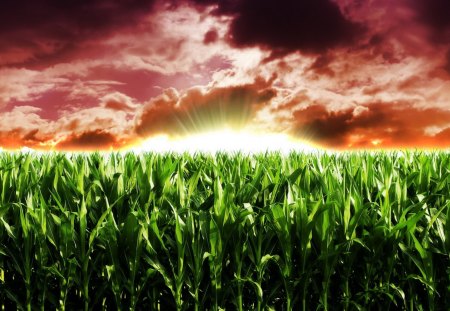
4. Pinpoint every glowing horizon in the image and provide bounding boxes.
[132,129,318,154]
